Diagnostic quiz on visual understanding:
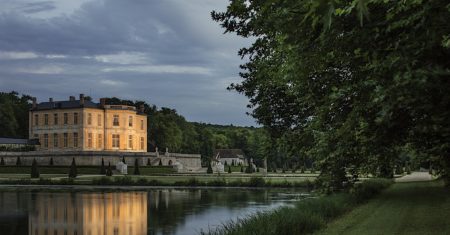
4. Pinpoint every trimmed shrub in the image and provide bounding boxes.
[207,162,213,174]
[68,158,77,178]
[147,158,151,166]
[122,156,126,163]
[16,157,21,166]
[159,159,163,166]
[31,159,40,178]
[49,158,54,166]
[134,158,140,175]
[228,166,232,174]
[100,158,106,175]
[0,157,4,165]
[106,162,113,176]
[240,166,244,173]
